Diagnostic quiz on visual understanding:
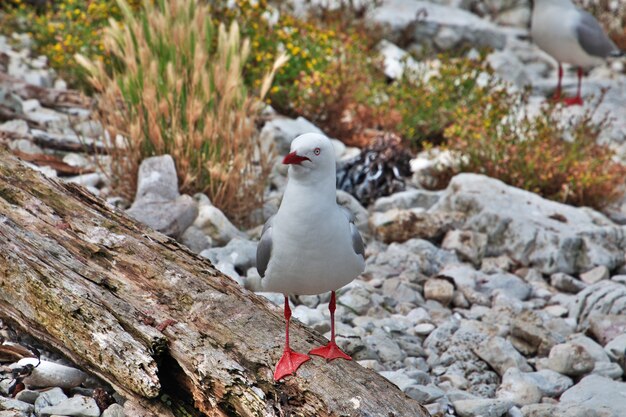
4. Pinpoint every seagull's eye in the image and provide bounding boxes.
[314,147,321,156]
